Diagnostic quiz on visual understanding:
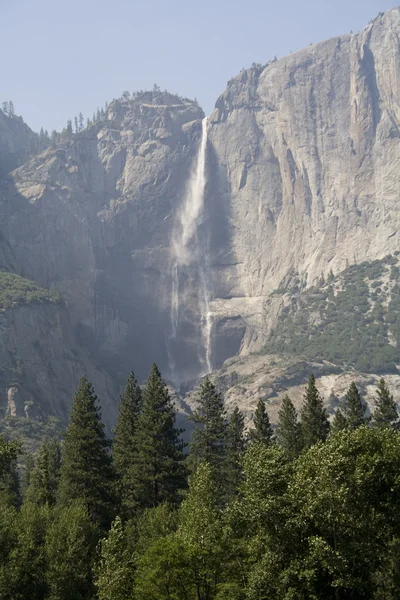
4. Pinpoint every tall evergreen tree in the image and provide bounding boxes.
[78,112,84,131]
[276,395,302,458]
[249,399,274,446]
[113,371,142,516]
[343,382,369,429]
[74,116,79,134]
[226,406,246,498]
[58,376,115,528]
[26,437,61,506]
[189,378,228,482]
[331,408,347,434]
[66,120,73,137]
[300,374,330,448]
[373,378,399,428]
[129,364,186,512]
